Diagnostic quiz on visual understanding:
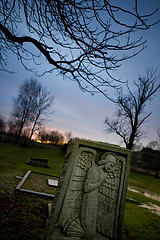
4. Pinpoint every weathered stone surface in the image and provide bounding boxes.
[44,138,131,240]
